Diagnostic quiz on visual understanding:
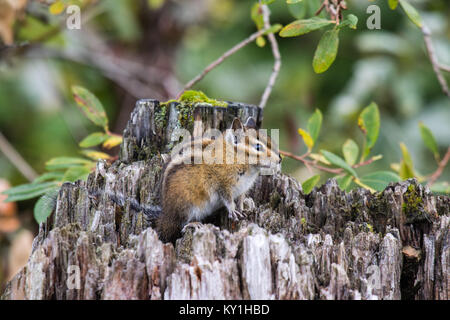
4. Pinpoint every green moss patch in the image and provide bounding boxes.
[402,184,428,223]
[160,90,228,130]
